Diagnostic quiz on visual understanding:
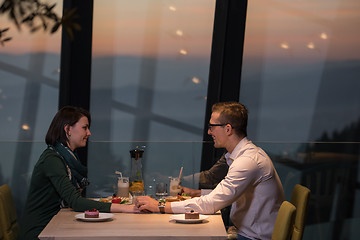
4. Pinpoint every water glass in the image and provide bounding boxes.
[155,182,168,198]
